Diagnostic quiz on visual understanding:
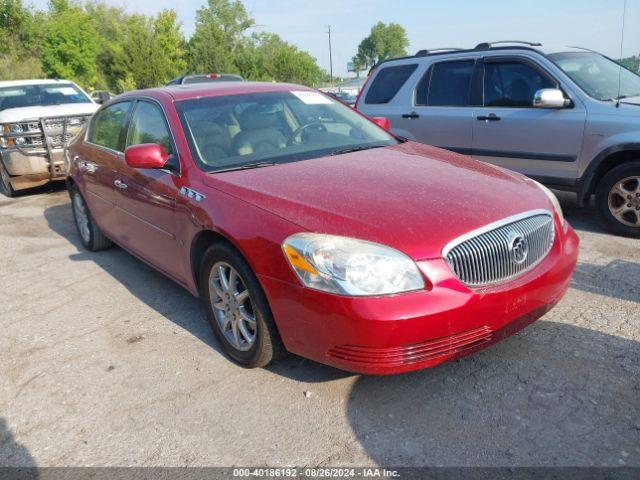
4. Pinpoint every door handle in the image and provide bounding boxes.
[114,179,128,190]
[401,112,420,119]
[477,114,501,122]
